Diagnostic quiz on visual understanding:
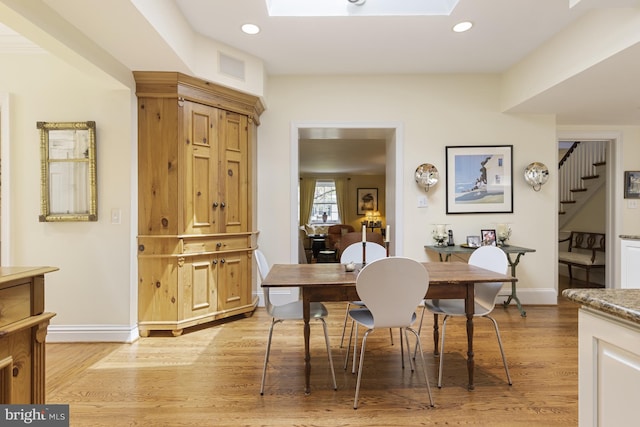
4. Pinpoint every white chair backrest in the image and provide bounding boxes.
[468,246,508,274]
[254,250,274,314]
[468,246,508,311]
[340,242,386,264]
[356,257,428,329]
[255,249,270,281]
